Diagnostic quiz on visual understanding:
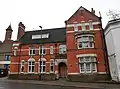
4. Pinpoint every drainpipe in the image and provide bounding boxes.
[99,16,111,80]
[18,44,22,79]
